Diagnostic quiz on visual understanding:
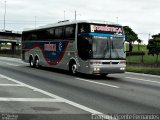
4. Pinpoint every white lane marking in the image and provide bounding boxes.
[0,61,20,66]
[0,74,117,120]
[0,84,23,86]
[126,77,160,84]
[76,78,120,89]
[0,98,62,102]
[6,63,20,66]
[0,57,21,62]
[126,72,160,78]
